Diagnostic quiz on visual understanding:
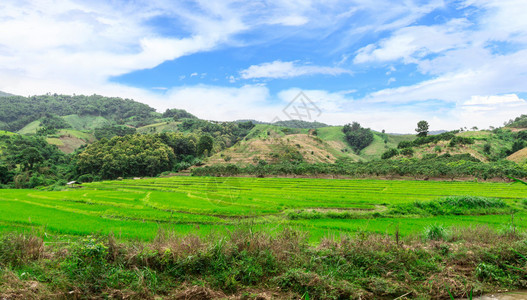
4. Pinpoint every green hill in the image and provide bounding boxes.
[205,124,418,165]
[0,93,159,132]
